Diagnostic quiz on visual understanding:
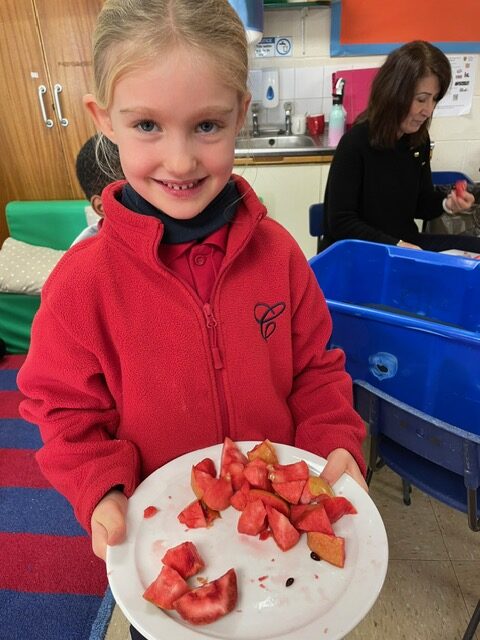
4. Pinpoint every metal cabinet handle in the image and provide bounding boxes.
[53,83,69,127]
[37,85,54,128]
